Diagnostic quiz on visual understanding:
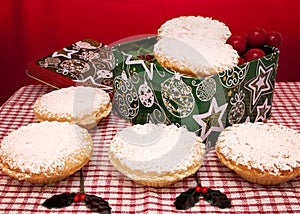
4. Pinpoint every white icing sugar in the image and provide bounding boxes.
[34,86,110,118]
[110,124,204,173]
[217,123,300,175]
[158,16,231,42]
[154,16,239,77]
[154,38,238,76]
[0,121,92,174]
